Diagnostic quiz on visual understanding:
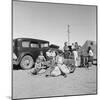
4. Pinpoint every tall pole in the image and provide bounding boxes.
[67,24,70,45]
